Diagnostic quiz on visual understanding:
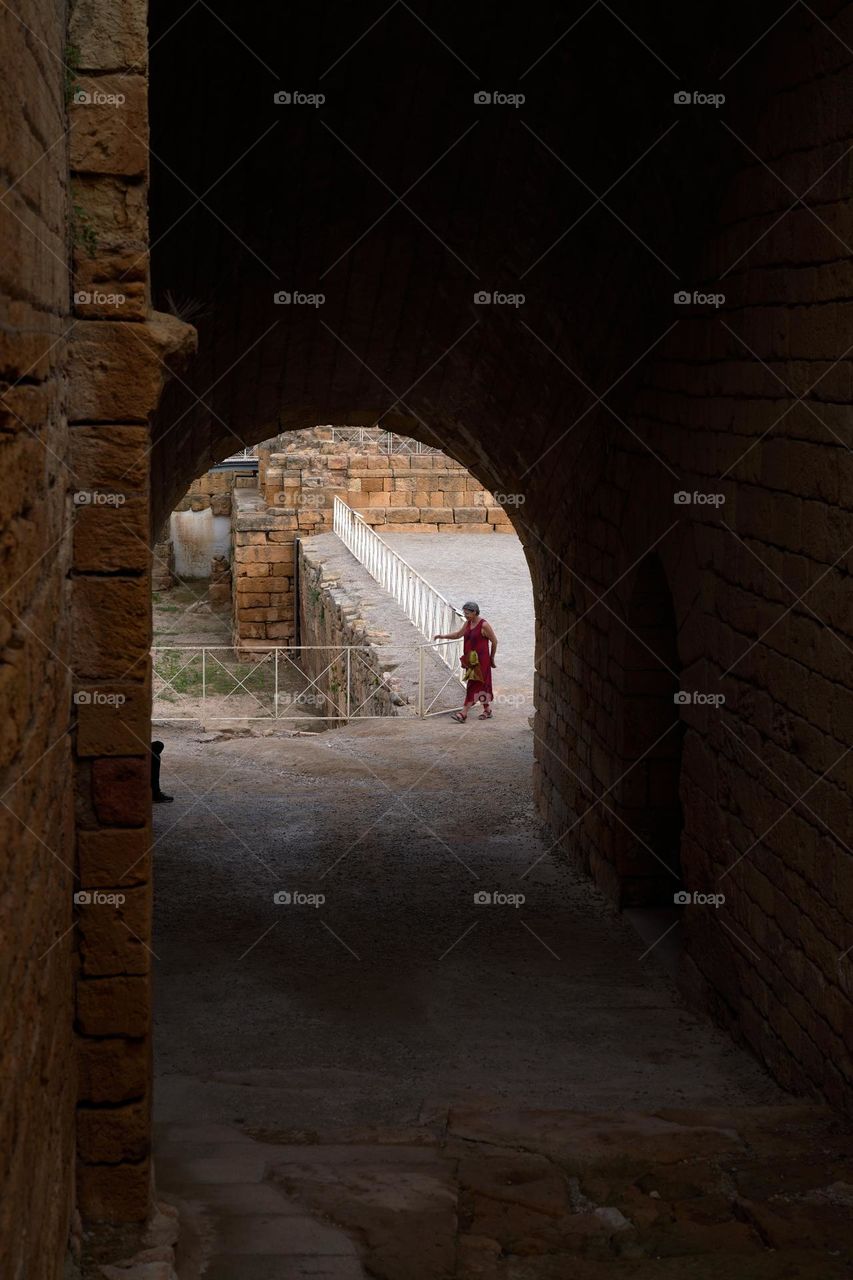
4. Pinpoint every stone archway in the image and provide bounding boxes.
[4,0,853,1270]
